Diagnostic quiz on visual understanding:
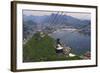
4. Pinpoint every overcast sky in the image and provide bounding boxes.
[23,10,91,20]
